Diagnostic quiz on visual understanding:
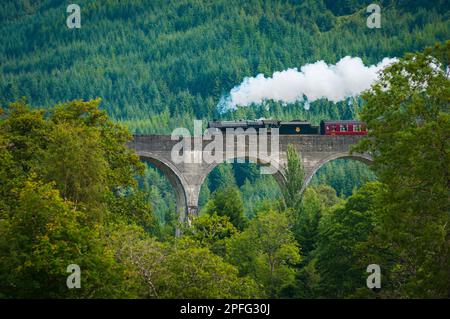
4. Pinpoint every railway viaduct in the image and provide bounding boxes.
[128,134,372,226]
